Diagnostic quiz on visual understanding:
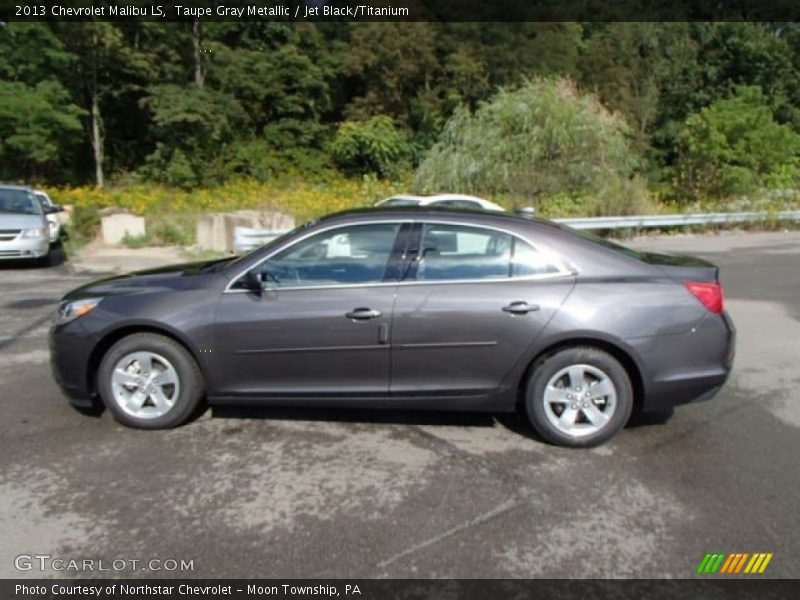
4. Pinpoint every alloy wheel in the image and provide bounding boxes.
[110,351,181,419]
[542,363,617,438]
